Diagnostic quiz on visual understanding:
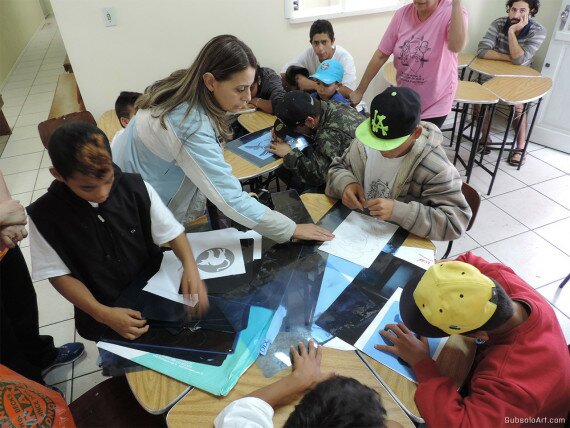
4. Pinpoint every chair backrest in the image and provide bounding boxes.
[37,111,97,149]
[462,181,481,232]
[97,109,122,141]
